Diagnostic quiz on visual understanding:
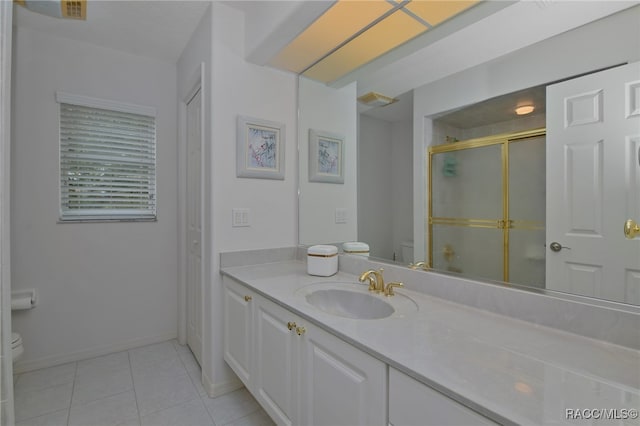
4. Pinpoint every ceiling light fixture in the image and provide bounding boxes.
[270,0,479,84]
[358,92,398,107]
[514,105,535,115]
